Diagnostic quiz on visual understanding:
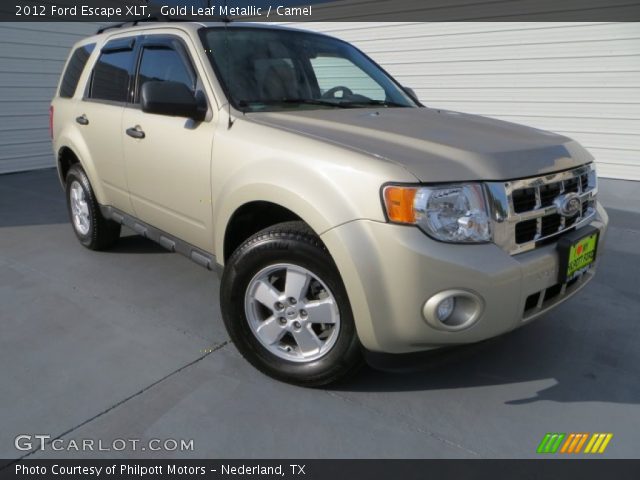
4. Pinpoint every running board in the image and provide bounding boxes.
[100,205,218,273]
